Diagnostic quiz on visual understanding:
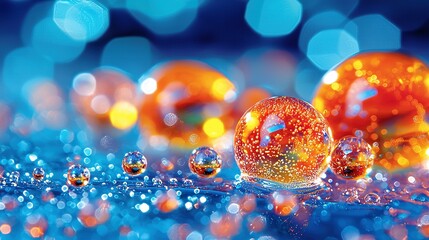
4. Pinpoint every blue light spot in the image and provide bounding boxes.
[299,11,348,54]
[32,18,85,63]
[357,88,378,101]
[126,0,193,20]
[2,47,54,97]
[295,60,324,102]
[346,104,362,118]
[245,0,302,37]
[267,122,286,133]
[126,0,200,35]
[101,37,153,79]
[307,29,359,70]
[53,0,109,42]
[260,135,271,148]
[345,14,400,51]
